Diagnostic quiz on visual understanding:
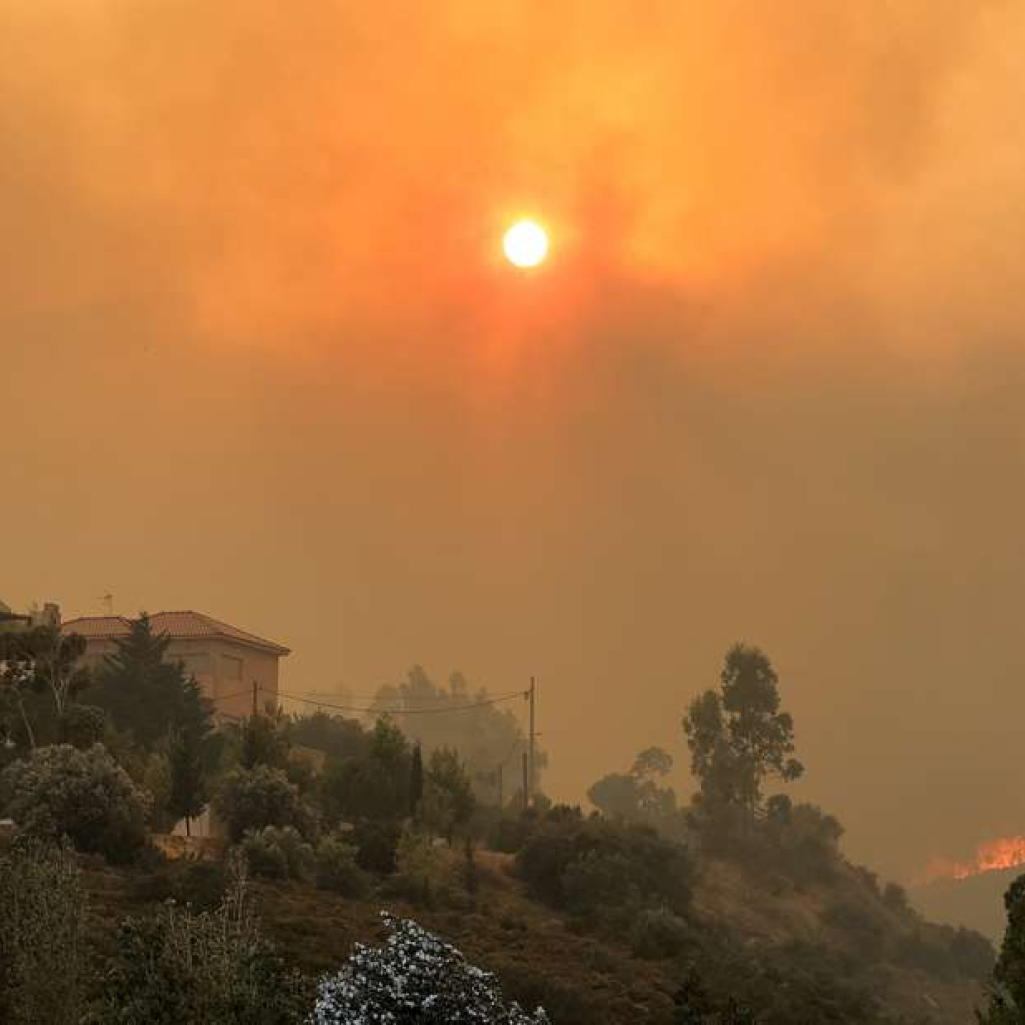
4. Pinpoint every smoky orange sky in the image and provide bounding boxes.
[3,1,1025,880]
